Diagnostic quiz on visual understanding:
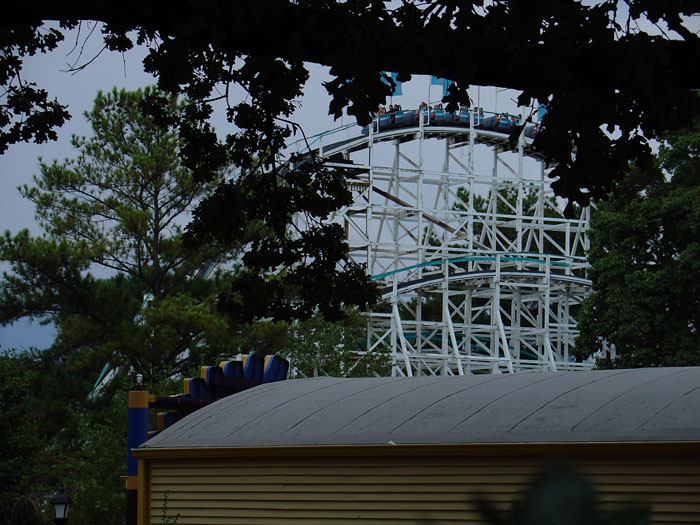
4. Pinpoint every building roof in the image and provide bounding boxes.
[142,367,700,449]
